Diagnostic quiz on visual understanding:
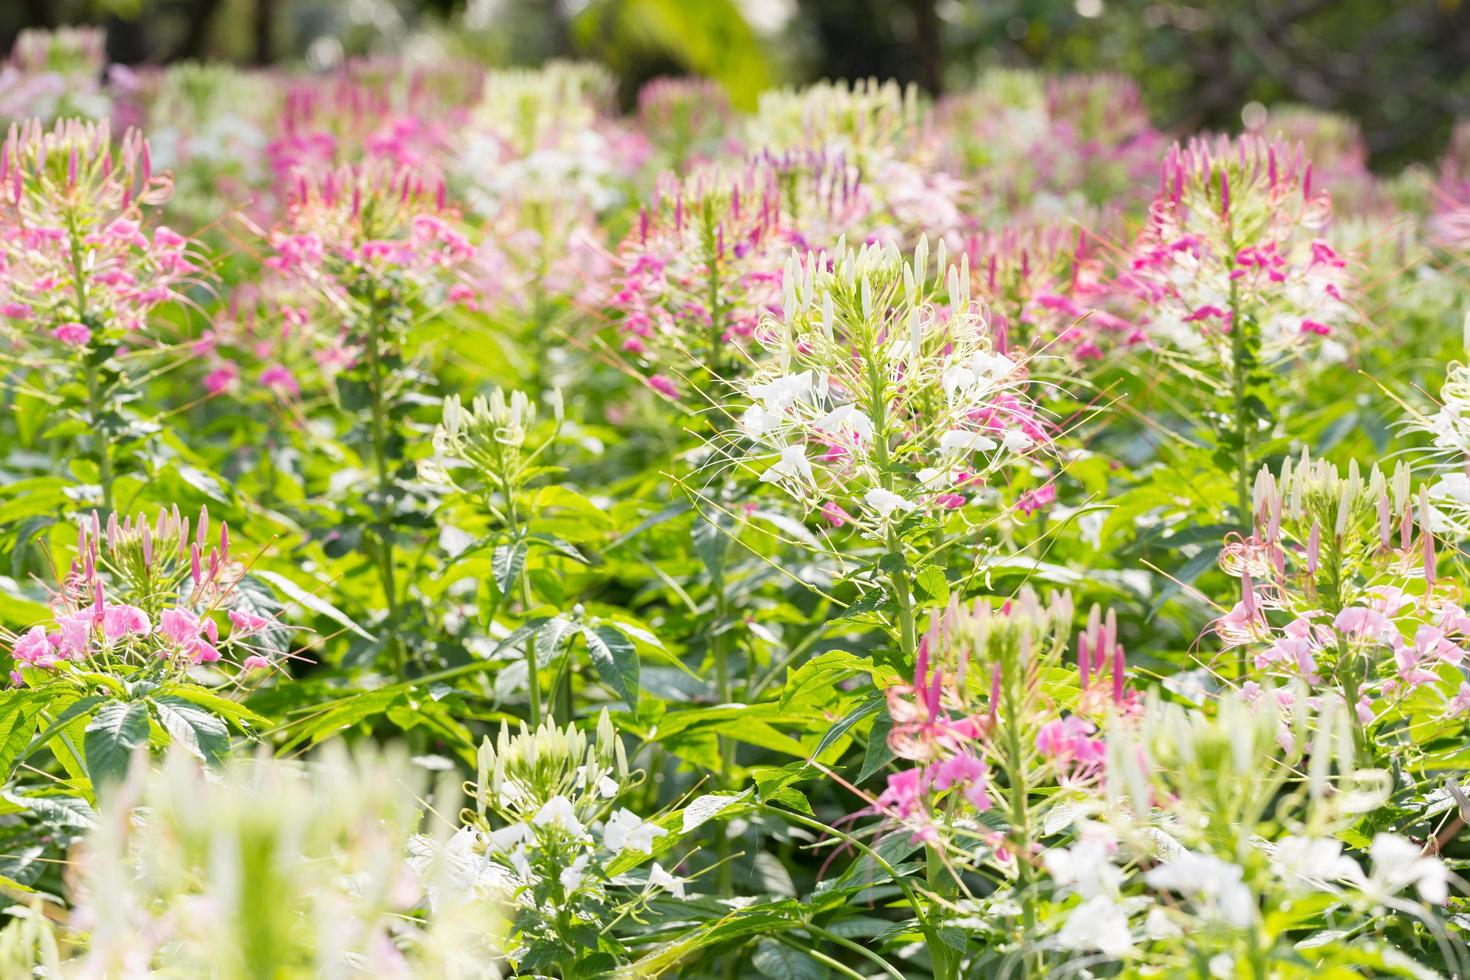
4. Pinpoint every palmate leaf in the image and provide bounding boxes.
[583,623,640,706]
[151,696,230,766]
[492,538,528,595]
[11,694,104,779]
[83,701,150,788]
[616,904,804,977]
[752,939,828,980]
